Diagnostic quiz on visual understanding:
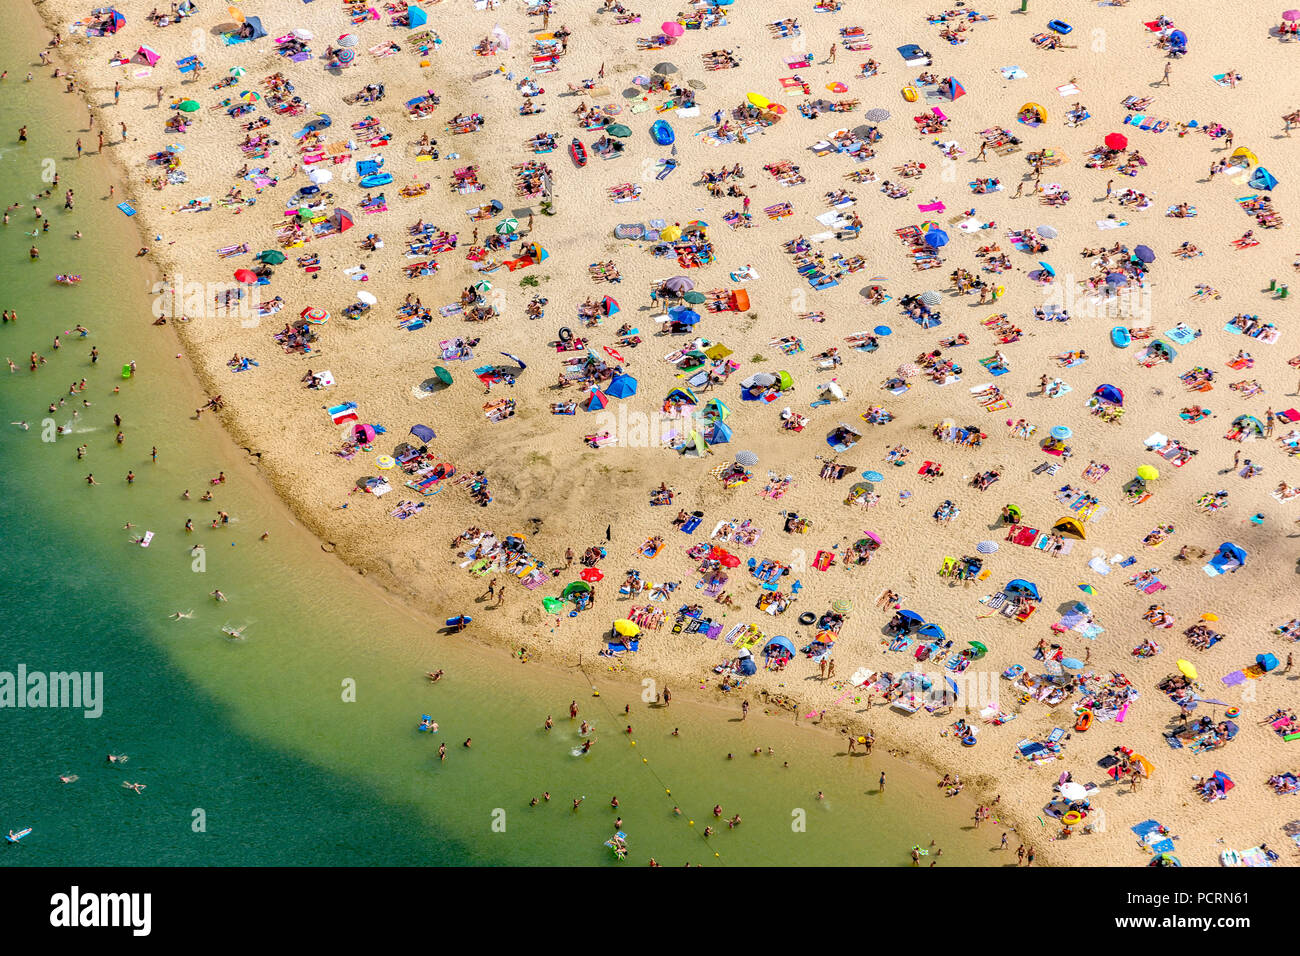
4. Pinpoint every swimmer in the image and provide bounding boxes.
[222,624,247,640]
[210,589,227,602]
[427,669,444,682]
[169,610,194,620]
[59,773,78,784]
[9,421,28,429]
[106,753,128,764]
[122,782,146,794]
